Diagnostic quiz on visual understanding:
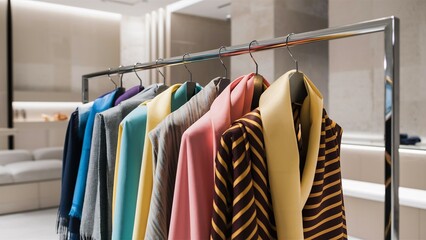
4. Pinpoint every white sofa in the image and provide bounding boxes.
[0,147,62,215]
